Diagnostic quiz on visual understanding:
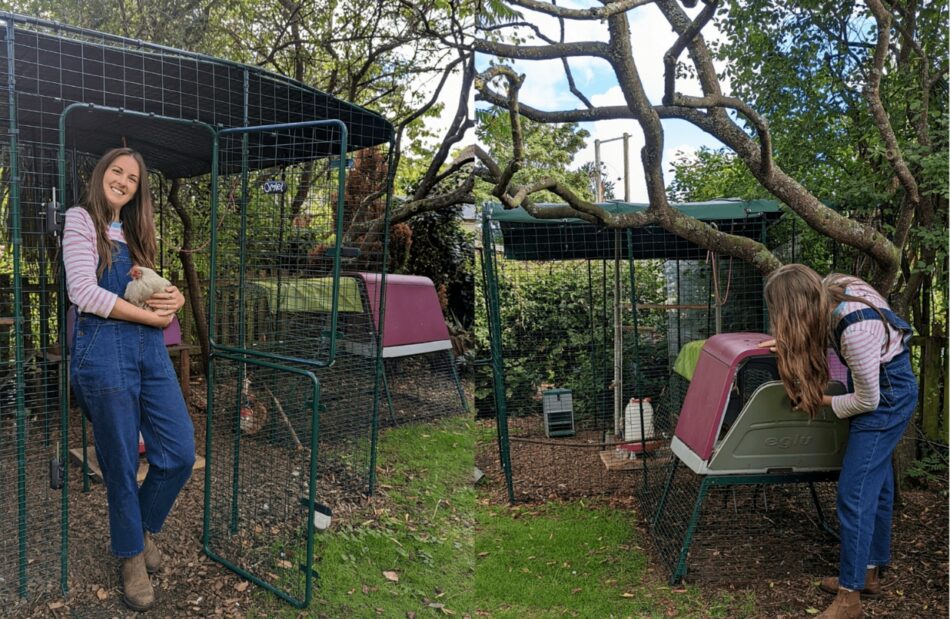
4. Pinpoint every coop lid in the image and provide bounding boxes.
[542,388,572,396]
[674,333,772,462]
[485,200,782,261]
[0,18,394,178]
[355,273,451,351]
[249,277,364,313]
